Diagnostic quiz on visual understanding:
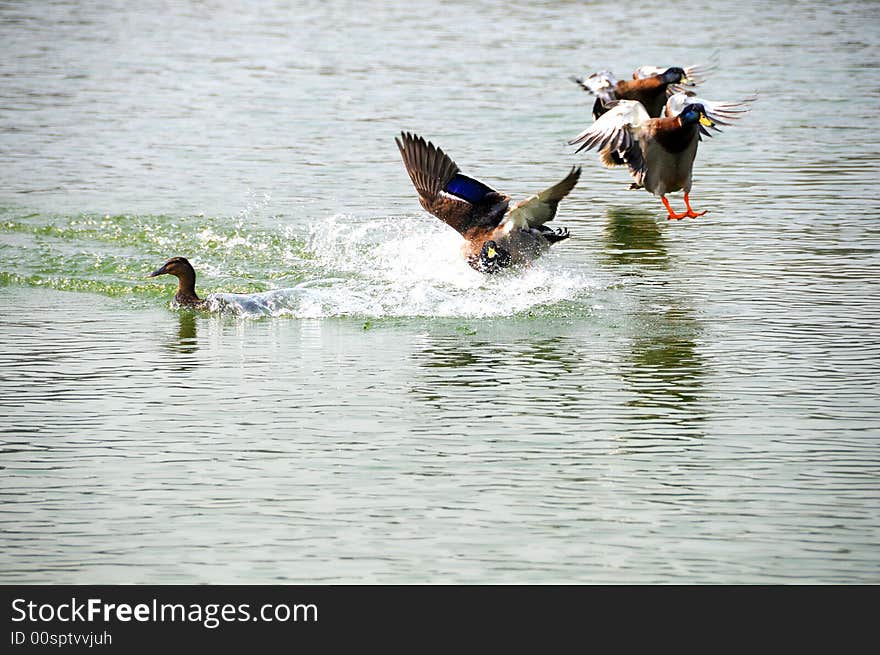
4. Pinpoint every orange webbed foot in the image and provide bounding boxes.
[661,196,689,220]
[683,194,707,219]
